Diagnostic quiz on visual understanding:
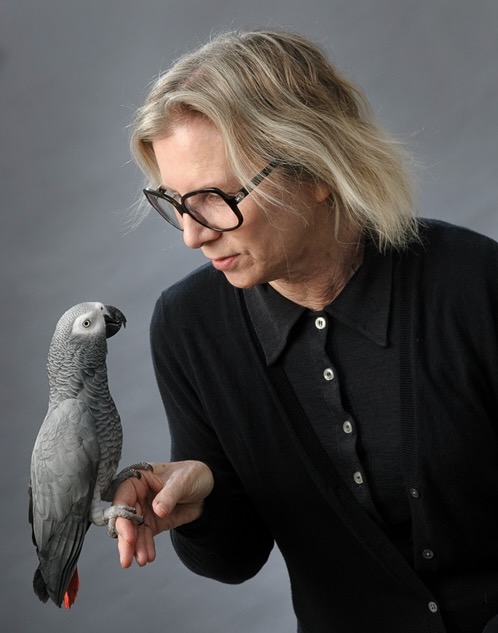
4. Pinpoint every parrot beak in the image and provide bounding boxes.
[104,306,127,338]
